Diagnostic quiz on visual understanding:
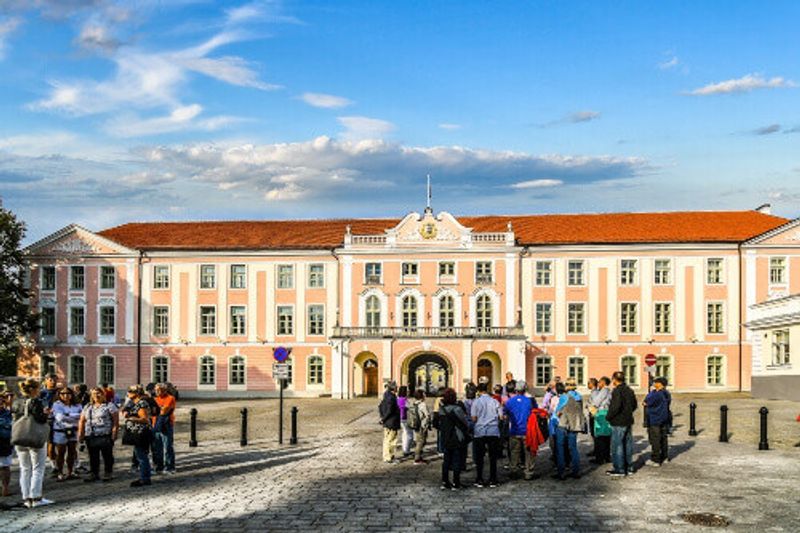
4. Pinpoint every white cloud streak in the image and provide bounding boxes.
[510,179,563,189]
[688,74,797,95]
[658,56,679,70]
[337,116,395,140]
[300,92,353,109]
[0,16,22,59]
[438,123,461,130]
